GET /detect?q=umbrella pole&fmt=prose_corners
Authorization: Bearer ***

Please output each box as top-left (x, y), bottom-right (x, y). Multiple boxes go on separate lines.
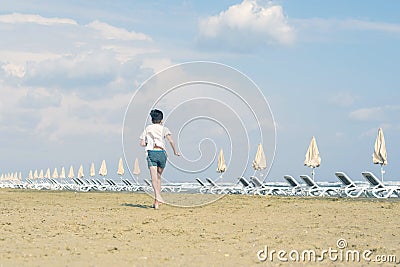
top-left (380, 164), bottom-right (384, 182)
top-left (311, 168), bottom-right (315, 180)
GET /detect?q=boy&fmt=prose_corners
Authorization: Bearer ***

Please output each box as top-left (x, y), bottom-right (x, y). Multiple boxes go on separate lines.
top-left (140, 109), bottom-right (180, 209)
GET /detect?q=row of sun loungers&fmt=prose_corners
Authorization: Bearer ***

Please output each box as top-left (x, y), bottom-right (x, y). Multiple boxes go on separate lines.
top-left (195, 171), bottom-right (400, 199)
top-left (1, 171), bottom-right (399, 199)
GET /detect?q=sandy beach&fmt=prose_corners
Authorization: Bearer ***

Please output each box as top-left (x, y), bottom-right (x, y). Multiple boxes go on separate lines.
top-left (1, 189), bottom-right (399, 266)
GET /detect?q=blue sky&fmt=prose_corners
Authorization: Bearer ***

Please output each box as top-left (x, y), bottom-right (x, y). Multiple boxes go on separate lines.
top-left (1, 0), bottom-right (399, 183)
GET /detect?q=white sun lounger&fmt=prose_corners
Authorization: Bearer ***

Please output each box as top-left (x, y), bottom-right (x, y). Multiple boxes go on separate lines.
top-left (283, 175), bottom-right (305, 196)
top-left (299, 175), bottom-right (341, 197)
top-left (249, 176), bottom-right (287, 196)
top-left (334, 172), bottom-right (370, 198)
top-left (361, 172), bottom-right (400, 198)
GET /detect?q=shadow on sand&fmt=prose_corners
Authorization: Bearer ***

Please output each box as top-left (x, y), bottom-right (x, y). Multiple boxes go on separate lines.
top-left (121, 203), bottom-right (153, 209)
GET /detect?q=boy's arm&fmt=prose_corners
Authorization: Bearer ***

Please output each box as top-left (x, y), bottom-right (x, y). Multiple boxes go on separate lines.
top-left (166, 134), bottom-right (180, 156)
top-left (140, 138), bottom-right (146, 147)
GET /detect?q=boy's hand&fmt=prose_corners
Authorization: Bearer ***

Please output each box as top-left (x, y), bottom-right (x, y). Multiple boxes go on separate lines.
top-left (174, 152), bottom-right (181, 156)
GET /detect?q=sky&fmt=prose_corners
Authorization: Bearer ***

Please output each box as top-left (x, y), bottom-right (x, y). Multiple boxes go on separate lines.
top-left (1, 0), bottom-right (400, 183)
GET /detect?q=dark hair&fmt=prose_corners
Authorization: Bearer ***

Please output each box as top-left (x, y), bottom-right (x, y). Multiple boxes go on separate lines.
top-left (150, 109), bottom-right (163, 123)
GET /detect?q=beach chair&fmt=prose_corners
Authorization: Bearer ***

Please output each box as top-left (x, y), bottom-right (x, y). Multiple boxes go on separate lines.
top-left (283, 175), bottom-right (305, 196)
top-left (361, 172), bottom-right (400, 198)
top-left (205, 178), bottom-right (238, 194)
top-left (249, 176), bottom-right (287, 196)
top-left (299, 175), bottom-right (341, 197)
top-left (237, 177), bottom-right (256, 195)
top-left (143, 178), bottom-right (180, 193)
top-left (334, 172), bottom-right (369, 198)
top-left (195, 178), bottom-right (212, 194)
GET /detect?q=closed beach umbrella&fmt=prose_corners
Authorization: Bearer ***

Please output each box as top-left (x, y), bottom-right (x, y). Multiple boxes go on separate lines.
top-left (34, 170), bottom-right (38, 179)
top-left (252, 143), bottom-right (267, 171)
top-left (68, 166), bottom-right (75, 179)
top-left (77, 164), bottom-right (84, 179)
top-left (44, 168), bottom-right (51, 179)
top-left (99, 160), bottom-right (107, 176)
top-left (90, 163), bottom-right (95, 177)
top-left (52, 168), bottom-right (59, 179)
top-left (133, 158), bottom-right (140, 176)
top-left (304, 136), bottom-right (321, 180)
top-left (28, 170), bottom-right (33, 180)
top-left (38, 169), bottom-right (44, 179)
top-left (60, 167), bottom-right (66, 179)
top-left (117, 157), bottom-right (124, 176)
top-left (18, 172), bottom-right (22, 181)
top-left (372, 128), bottom-right (387, 181)
top-left (217, 149), bottom-right (227, 173)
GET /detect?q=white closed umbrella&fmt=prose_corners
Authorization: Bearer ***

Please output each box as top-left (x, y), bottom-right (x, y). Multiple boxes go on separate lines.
top-left (304, 136), bottom-right (321, 180)
top-left (68, 166), bottom-right (75, 179)
top-left (34, 170), bottom-right (38, 180)
top-left (117, 157), bottom-right (124, 176)
top-left (77, 164), bottom-right (84, 179)
top-left (252, 143), bottom-right (267, 172)
top-left (99, 160), bottom-right (107, 183)
top-left (90, 163), bottom-right (95, 177)
top-left (52, 168), bottom-right (59, 179)
top-left (372, 128), bottom-right (387, 181)
top-left (38, 169), bottom-right (44, 179)
top-left (217, 149), bottom-right (227, 174)
top-left (60, 167), bottom-right (66, 179)
top-left (28, 170), bottom-right (33, 180)
top-left (44, 168), bottom-right (51, 179)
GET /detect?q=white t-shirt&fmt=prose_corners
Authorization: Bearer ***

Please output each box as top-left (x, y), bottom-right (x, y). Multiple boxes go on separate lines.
top-left (140, 124), bottom-right (171, 151)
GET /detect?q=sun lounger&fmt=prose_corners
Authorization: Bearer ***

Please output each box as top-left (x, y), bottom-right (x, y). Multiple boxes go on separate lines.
top-left (334, 172), bottom-right (369, 198)
top-left (249, 176), bottom-right (287, 196)
top-left (299, 175), bottom-right (341, 197)
top-left (361, 172), bottom-right (400, 198)
top-left (237, 177), bottom-right (256, 194)
top-left (283, 175), bottom-right (305, 196)
top-left (195, 178), bottom-right (212, 194)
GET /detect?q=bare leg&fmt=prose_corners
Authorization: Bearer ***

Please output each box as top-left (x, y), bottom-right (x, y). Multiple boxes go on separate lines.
top-left (157, 167), bottom-right (165, 204)
top-left (149, 166), bottom-right (161, 209)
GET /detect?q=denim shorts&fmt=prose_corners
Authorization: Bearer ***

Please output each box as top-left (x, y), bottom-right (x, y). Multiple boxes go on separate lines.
top-left (147, 150), bottom-right (167, 169)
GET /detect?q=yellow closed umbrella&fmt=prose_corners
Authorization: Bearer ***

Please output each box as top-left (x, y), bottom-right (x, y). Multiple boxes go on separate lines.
top-left (372, 128), bottom-right (387, 181)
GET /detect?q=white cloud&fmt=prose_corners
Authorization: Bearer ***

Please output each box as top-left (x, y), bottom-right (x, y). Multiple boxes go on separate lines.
top-left (198, 0), bottom-right (295, 49)
top-left (349, 106), bottom-right (400, 121)
top-left (87, 20), bottom-right (152, 41)
top-left (349, 107), bottom-right (385, 121)
top-left (293, 18), bottom-right (400, 42)
top-left (0, 12), bottom-right (170, 144)
top-left (0, 13), bottom-right (77, 26)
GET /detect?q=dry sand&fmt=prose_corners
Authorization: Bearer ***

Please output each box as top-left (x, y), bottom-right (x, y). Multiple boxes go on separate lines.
top-left (0, 189), bottom-right (399, 266)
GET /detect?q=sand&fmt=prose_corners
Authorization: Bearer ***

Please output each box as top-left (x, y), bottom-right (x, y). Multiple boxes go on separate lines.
top-left (0, 189), bottom-right (399, 266)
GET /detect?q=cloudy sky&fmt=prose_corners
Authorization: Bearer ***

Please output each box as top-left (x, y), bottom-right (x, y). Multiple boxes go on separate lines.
top-left (1, 0), bottom-right (400, 183)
